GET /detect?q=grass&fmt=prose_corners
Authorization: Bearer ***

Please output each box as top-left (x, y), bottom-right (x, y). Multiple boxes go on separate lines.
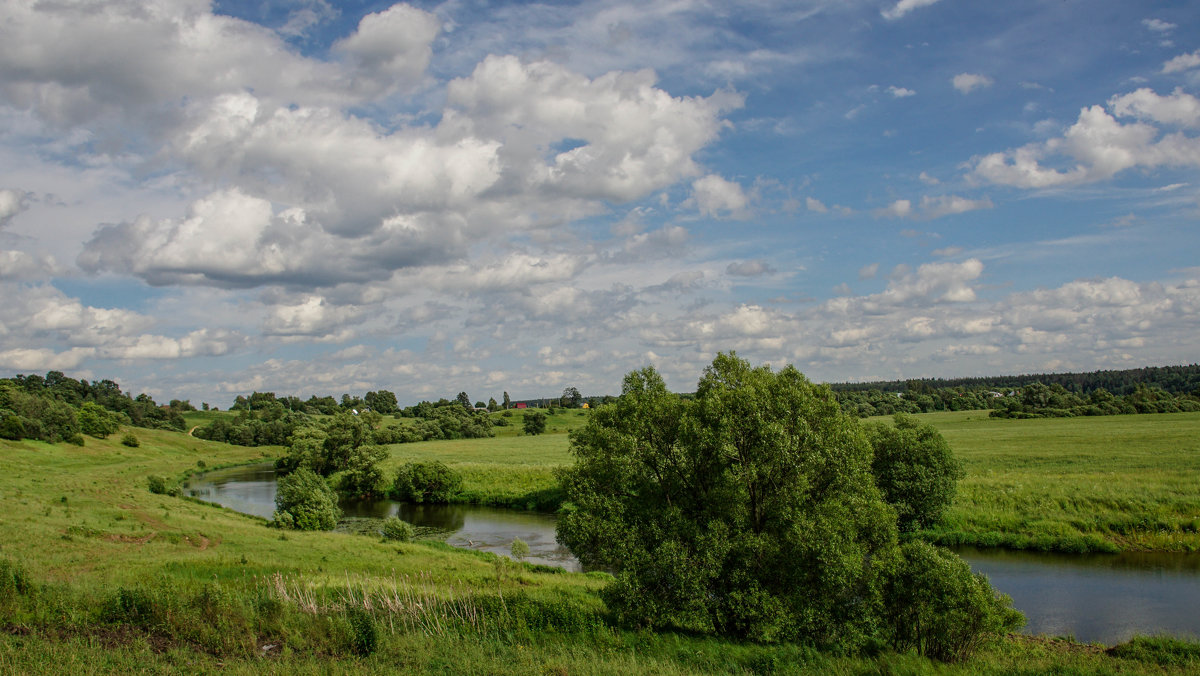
top-left (3, 418), bottom-right (1200, 673)
top-left (905, 411), bottom-right (1200, 552)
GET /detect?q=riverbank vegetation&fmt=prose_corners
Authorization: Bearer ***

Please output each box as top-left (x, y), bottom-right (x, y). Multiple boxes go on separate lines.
top-left (3, 401), bottom-right (1199, 672)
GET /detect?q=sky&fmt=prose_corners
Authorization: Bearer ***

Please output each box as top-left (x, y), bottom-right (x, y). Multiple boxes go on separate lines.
top-left (1, 0), bottom-right (1198, 407)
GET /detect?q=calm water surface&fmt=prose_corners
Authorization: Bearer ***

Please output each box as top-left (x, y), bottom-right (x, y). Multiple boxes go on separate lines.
top-left (185, 463), bottom-right (1200, 645)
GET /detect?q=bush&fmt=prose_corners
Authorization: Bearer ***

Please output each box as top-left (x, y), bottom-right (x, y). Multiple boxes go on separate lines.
top-left (381, 516), bottom-right (415, 541)
top-left (343, 606), bottom-right (378, 656)
top-left (510, 538), bottom-right (530, 560)
top-left (865, 413), bottom-right (963, 532)
top-left (391, 461), bottom-right (462, 503)
top-left (273, 467), bottom-right (339, 531)
top-left (147, 475), bottom-right (167, 494)
top-left (885, 541), bottom-right (1023, 662)
top-left (522, 411), bottom-right (547, 435)
top-left (121, 432), bottom-right (140, 447)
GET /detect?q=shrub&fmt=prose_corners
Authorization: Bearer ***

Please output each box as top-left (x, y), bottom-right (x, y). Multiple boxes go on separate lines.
top-left (343, 606), bottom-right (378, 656)
top-left (885, 541), bottom-right (1024, 662)
top-left (147, 475), bottom-right (167, 494)
top-left (273, 467), bottom-right (339, 530)
top-left (381, 516), bottom-right (415, 541)
top-left (510, 538), bottom-right (530, 560)
top-left (120, 432), bottom-right (140, 447)
top-left (522, 411), bottom-right (547, 435)
top-left (391, 461), bottom-right (462, 503)
top-left (865, 413), bottom-right (963, 532)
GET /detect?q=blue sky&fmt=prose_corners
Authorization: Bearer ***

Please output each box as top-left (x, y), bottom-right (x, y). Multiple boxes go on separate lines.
top-left (1, 0), bottom-right (1198, 406)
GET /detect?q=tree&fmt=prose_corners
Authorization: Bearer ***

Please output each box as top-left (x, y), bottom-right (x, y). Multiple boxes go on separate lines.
top-left (487, 397), bottom-right (499, 412)
top-left (273, 468), bottom-right (339, 531)
top-left (864, 413), bottom-right (964, 532)
top-left (561, 386), bottom-right (582, 408)
top-left (79, 402), bottom-right (122, 438)
top-left (336, 444), bottom-right (390, 500)
top-left (557, 353), bottom-right (1015, 656)
top-left (456, 391), bottom-right (472, 409)
top-left (522, 411), bottom-right (547, 436)
top-left (363, 390), bottom-right (399, 415)
top-left (503, 391), bottom-right (511, 409)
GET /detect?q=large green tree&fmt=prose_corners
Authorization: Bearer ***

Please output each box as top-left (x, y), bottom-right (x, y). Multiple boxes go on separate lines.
top-left (557, 354), bottom-right (898, 648)
top-left (556, 354), bottom-right (1018, 655)
top-left (273, 468), bottom-right (339, 531)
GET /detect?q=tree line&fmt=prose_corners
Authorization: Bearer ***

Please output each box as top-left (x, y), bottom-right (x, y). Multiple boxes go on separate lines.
top-left (0, 371), bottom-right (190, 444)
top-left (828, 364), bottom-right (1200, 397)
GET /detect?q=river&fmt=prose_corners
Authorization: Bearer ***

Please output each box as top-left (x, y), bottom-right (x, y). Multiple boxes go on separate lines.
top-left (183, 462), bottom-right (1200, 645)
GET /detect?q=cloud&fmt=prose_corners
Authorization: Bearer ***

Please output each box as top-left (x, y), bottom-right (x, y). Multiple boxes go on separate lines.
top-left (881, 0), bottom-right (943, 21)
top-left (875, 195), bottom-right (992, 219)
top-left (689, 174), bottom-right (750, 218)
top-left (918, 194), bottom-right (994, 218)
top-left (858, 263), bottom-right (879, 280)
top-left (1142, 18), bottom-right (1176, 33)
top-left (888, 86), bottom-right (916, 98)
top-left (332, 4), bottom-right (441, 96)
top-left (726, 260), bottom-right (775, 277)
top-left (971, 91), bottom-right (1200, 188)
top-left (1162, 50), bottom-right (1200, 74)
top-left (262, 296), bottom-right (363, 340)
top-left (805, 196), bottom-right (829, 213)
top-left (1108, 88), bottom-right (1200, 128)
top-left (0, 188), bottom-right (31, 227)
top-left (952, 73), bottom-right (993, 94)
top-left (877, 199), bottom-right (912, 218)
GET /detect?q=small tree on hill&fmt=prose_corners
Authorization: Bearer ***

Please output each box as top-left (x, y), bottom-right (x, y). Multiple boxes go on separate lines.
top-left (522, 411), bottom-right (547, 436)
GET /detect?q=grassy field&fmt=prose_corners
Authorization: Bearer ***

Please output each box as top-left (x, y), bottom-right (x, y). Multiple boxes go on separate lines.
top-left (376, 408), bottom-right (1200, 553)
top-left (913, 410), bottom-right (1200, 552)
top-left (3, 416), bottom-right (1200, 672)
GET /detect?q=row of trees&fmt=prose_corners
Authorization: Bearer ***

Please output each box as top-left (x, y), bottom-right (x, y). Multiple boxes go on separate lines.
top-left (989, 382), bottom-right (1200, 418)
top-left (830, 364), bottom-right (1200, 398)
top-left (557, 354), bottom-right (1019, 660)
top-left (0, 372), bottom-right (188, 443)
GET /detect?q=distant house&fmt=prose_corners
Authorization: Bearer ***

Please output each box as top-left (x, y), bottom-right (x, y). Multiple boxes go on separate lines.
top-left (581, 403), bottom-right (589, 409)
top-left (515, 402), bottom-right (527, 409)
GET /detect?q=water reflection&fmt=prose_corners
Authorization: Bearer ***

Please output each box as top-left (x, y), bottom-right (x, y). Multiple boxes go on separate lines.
top-left (185, 463), bottom-right (1200, 643)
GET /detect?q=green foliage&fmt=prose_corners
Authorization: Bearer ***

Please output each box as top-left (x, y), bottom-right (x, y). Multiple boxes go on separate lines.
top-left (380, 516), bottom-right (415, 541)
top-left (79, 402), bottom-right (122, 438)
top-left (885, 541), bottom-right (1023, 661)
top-left (120, 432), bottom-right (140, 447)
top-left (558, 354), bottom-right (900, 650)
top-left (510, 538), bottom-right (530, 560)
top-left (342, 605), bottom-right (378, 656)
top-left (273, 467), bottom-right (339, 531)
top-left (391, 461), bottom-right (463, 503)
top-left (147, 475), bottom-right (167, 494)
top-left (865, 413), bottom-right (963, 532)
top-left (336, 443), bottom-right (389, 499)
top-left (523, 411), bottom-right (547, 435)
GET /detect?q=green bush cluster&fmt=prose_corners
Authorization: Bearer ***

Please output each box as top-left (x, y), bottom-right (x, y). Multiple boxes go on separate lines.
top-left (391, 461), bottom-right (463, 503)
top-left (380, 516), bottom-right (415, 541)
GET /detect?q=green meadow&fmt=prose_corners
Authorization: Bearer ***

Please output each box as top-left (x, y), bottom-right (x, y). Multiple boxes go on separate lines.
top-left (377, 408), bottom-right (1200, 553)
top-left (2, 409), bottom-right (1199, 672)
